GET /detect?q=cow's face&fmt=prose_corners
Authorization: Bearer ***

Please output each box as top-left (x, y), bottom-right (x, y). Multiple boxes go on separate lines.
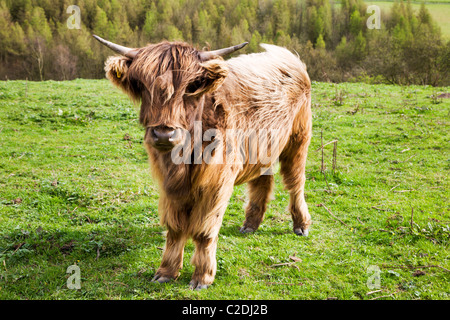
top-left (103, 42), bottom-right (230, 152)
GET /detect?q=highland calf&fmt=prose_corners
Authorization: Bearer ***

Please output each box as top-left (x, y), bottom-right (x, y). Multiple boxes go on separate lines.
top-left (94, 35), bottom-right (312, 290)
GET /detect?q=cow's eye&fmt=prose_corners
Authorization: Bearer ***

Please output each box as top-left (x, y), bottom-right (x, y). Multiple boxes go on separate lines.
top-left (185, 79), bottom-right (204, 95)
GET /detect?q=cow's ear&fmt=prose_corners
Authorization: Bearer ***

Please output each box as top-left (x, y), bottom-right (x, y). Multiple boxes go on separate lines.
top-left (105, 56), bottom-right (141, 101)
top-left (201, 59), bottom-right (229, 93)
top-left (186, 59), bottom-right (229, 97)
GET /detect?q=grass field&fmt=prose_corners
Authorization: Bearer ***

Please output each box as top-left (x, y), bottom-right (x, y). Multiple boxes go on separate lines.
top-left (0, 79), bottom-right (449, 300)
top-left (365, 1), bottom-right (450, 39)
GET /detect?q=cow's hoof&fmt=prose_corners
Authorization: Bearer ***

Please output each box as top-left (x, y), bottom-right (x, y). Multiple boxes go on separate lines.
top-left (189, 280), bottom-right (210, 290)
top-left (240, 226), bottom-right (255, 234)
top-left (294, 228), bottom-right (309, 237)
top-left (151, 274), bottom-right (173, 283)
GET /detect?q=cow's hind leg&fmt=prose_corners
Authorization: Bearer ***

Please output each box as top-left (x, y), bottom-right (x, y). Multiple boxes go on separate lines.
top-left (280, 125), bottom-right (312, 236)
top-left (152, 228), bottom-right (187, 283)
top-left (280, 143), bottom-right (311, 236)
top-left (240, 175), bottom-right (274, 233)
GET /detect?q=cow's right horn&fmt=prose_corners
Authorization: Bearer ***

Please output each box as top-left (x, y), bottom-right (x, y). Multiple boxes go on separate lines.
top-left (93, 34), bottom-right (139, 59)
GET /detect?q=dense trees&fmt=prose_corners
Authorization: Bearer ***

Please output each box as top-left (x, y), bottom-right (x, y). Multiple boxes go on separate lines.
top-left (0, 0), bottom-right (448, 85)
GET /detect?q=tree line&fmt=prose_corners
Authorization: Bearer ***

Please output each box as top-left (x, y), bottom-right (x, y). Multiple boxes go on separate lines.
top-left (0, 0), bottom-right (449, 85)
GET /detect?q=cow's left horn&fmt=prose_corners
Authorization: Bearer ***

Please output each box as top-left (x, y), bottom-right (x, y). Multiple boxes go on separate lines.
top-left (93, 34), bottom-right (139, 59)
top-left (199, 42), bottom-right (248, 61)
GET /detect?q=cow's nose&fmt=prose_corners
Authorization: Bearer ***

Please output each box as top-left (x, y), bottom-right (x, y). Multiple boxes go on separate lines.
top-left (148, 126), bottom-right (184, 151)
top-left (152, 128), bottom-right (175, 144)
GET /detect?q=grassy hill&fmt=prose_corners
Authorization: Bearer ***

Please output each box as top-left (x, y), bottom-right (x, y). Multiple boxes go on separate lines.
top-left (365, 0), bottom-right (450, 39)
top-left (0, 79), bottom-right (449, 300)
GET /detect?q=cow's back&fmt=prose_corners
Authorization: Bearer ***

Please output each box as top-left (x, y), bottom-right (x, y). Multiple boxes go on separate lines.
top-left (211, 44), bottom-right (311, 184)
top-left (216, 44), bottom-right (310, 130)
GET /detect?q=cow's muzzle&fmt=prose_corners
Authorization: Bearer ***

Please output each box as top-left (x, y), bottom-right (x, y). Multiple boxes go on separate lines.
top-left (148, 126), bottom-right (184, 151)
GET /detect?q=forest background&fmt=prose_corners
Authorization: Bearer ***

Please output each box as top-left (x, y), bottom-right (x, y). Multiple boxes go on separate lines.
top-left (0, 0), bottom-right (449, 86)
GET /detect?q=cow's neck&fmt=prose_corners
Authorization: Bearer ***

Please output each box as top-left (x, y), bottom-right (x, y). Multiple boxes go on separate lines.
top-left (156, 94), bottom-right (227, 201)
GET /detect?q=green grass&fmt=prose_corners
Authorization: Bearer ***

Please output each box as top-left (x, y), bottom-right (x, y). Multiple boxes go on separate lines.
top-left (365, 1), bottom-right (450, 39)
top-left (0, 79), bottom-right (449, 300)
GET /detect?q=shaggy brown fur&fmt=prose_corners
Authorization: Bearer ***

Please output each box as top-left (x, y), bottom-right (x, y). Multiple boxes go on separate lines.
top-left (104, 41), bottom-right (312, 289)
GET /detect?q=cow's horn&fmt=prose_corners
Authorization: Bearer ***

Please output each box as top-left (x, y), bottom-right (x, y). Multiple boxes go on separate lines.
top-left (199, 42), bottom-right (248, 61)
top-left (93, 34), bottom-right (139, 59)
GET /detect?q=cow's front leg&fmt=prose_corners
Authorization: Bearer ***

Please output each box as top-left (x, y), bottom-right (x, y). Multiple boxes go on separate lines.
top-left (189, 234), bottom-right (218, 290)
top-left (152, 228), bottom-right (187, 283)
top-left (188, 173), bottom-right (235, 290)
